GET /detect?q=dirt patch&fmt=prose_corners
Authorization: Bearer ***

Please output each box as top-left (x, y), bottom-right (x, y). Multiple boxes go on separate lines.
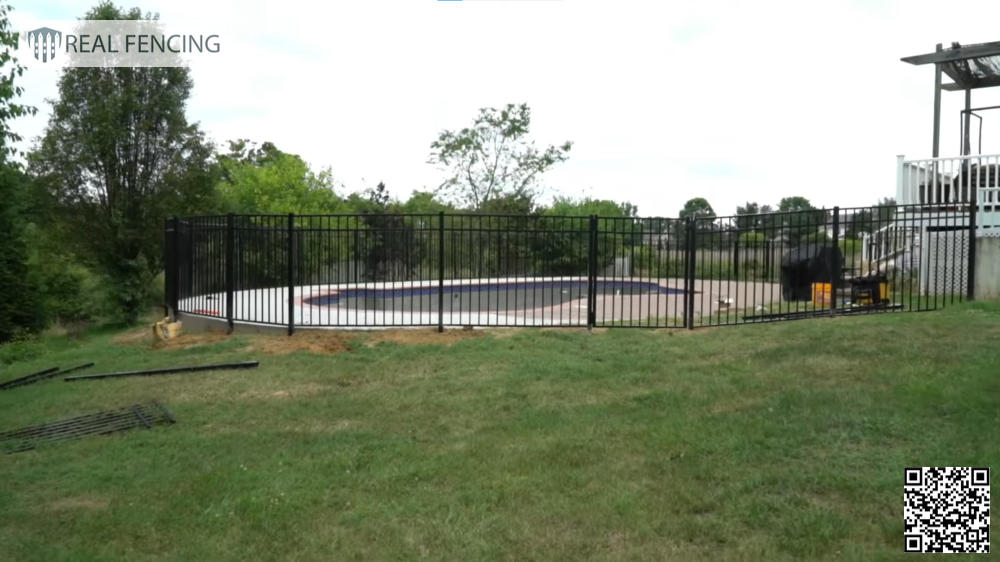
top-left (113, 327), bottom-right (232, 350)
top-left (112, 326), bottom-right (155, 346)
top-left (118, 325), bottom-right (484, 356)
top-left (48, 496), bottom-right (109, 511)
top-left (153, 332), bottom-right (232, 350)
top-left (363, 328), bottom-right (484, 348)
top-left (245, 331), bottom-right (354, 355)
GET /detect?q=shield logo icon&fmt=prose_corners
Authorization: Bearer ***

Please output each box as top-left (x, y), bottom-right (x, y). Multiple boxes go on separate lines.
top-left (25, 27), bottom-right (62, 63)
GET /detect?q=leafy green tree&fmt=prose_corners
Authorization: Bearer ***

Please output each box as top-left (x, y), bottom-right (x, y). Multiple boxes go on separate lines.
top-left (396, 191), bottom-right (455, 214)
top-left (679, 197), bottom-right (715, 221)
top-left (0, 3), bottom-right (43, 342)
top-left (776, 196), bottom-right (825, 244)
top-left (354, 183), bottom-right (424, 281)
top-left (29, 3), bottom-right (218, 323)
top-left (545, 196), bottom-right (637, 218)
top-left (845, 210), bottom-right (867, 238)
top-left (478, 193), bottom-right (535, 215)
top-left (844, 197), bottom-right (897, 238)
top-left (735, 201), bottom-right (760, 230)
top-left (0, 166), bottom-right (43, 341)
top-left (0, 2), bottom-right (35, 158)
top-left (875, 196), bottom-right (896, 223)
top-left (217, 140), bottom-right (343, 214)
top-left (429, 103), bottom-right (572, 210)
top-left (678, 198), bottom-right (717, 245)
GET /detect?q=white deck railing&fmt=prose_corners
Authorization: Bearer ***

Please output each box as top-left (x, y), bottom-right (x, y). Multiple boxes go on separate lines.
top-left (862, 225), bottom-right (920, 272)
top-left (896, 153), bottom-right (1000, 206)
top-left (896, 154), bottom-right (1000, 238)
top-left (979, 187), bottom-right (1000, 236)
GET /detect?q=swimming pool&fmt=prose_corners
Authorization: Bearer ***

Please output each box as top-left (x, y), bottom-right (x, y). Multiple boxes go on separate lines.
top-left (303, 280), bottom-right (684, 313)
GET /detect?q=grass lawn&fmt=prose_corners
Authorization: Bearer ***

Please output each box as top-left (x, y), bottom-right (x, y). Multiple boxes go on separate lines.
top-left (1, 304), bottom-right (998, 560)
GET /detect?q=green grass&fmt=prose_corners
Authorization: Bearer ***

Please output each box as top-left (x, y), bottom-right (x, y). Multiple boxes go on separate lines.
top-left (1, 304), bottom-right (999, 560)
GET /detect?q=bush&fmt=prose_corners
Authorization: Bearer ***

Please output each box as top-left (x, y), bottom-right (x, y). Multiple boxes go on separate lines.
top-left (0, 166), bottom-right (43, 343)
top-left (37, 261), bottom-right (105, 325)
top-left (0, 330), bottom-right (45, 365)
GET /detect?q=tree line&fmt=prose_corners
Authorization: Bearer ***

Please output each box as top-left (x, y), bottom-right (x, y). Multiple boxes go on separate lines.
top-left (0, 2), bottom-right (894, 343)
top-left (0, 3), bottom-right (635, 341)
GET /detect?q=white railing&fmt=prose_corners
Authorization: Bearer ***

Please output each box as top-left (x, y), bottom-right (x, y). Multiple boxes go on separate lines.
top-left (979, 187), bottom-right (1000, 237)
top-left (862, 224), bottom-right (920, 271)
top-left (897, 153), bottom-right (1000, 206)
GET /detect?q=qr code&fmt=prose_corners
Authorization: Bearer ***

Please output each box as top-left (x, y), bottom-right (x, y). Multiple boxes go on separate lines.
top-left (904, 467), bottom-right (990, 553)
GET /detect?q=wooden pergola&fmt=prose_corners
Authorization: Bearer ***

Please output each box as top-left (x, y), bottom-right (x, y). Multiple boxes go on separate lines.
top-left (902, 41), bottom-right (1000, 157)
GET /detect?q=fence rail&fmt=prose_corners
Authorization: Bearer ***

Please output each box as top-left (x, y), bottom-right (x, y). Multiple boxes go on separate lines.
top-left (165, 203), bottom-right (974, 332)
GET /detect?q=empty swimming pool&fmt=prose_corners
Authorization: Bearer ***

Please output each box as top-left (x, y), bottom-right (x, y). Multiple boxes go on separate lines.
top-left (303, 280), bottom-right (683, 312)
top-left (177, 277), bottom-right (695, 328)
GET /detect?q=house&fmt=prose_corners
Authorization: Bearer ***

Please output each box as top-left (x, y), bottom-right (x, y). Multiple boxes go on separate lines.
top-left (862, 41), bottom-right (1000, 295)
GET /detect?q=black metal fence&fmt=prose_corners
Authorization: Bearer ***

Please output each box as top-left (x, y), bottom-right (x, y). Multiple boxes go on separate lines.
top-left (164, 203), bottom-right (975, 332)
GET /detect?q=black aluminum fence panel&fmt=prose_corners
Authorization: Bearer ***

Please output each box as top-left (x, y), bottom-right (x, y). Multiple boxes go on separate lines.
top-left (440, 214), bottom-right (591, 327)
top-left (593, 216), bottom-right (687, 328)
top-left (166, 205), bottom-right (972, 331)
top-left (293, 214), bottom-right (441, 328)
top-left (690, 203), bottom-right (971, 327)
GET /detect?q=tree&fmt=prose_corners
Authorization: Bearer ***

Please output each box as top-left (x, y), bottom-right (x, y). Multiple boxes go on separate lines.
top-left (429, 103), bottom-right (572, 210)
top-left (679, 197), bottom-right (715, 220)
top-left (0, 3), bottom-right (43, 342)
top-left (217, 140), bottom-right (343, 214)
top-left (875, 196), bottom-right (896, 223)
top-left (546, 196), bottom-right (637, 218)
top-left (354, 182), bottom-right (422, 281)
top-left (777, 196), bottom-right (815, 213)
top-left (845, 197), bottom-right (897, 238)
top-left (0, 166), bottom-right (43, 341)
top-left (735, 201), bottom-right (761, 231)
top-left (29, 4), bottom-right (218, 323)
top-left (0, 2), bottom-right (35, 159)
top-left (776, 196), bottom-right (824, 244)
top-left (397, 191), bottom-right (454, 214)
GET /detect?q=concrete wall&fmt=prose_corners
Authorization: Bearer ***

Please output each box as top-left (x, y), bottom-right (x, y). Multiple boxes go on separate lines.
top-left (975, 237), bottom-right (1000, 301)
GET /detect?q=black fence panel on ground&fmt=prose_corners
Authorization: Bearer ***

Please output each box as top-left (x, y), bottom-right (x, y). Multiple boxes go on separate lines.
top-left (165, 204), bottom-right (973, 331)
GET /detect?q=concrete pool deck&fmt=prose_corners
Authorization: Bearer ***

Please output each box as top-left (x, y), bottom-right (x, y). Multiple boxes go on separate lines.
top-left (177, 276), bottom-right (785, 330)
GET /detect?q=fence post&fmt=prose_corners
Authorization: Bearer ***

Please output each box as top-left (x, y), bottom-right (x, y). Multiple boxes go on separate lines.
top-left (438, 211), bottom-right (445, 333)
top-left (681, 220), bottom-right (689, 329)
top-left (967, 201), bottom-right (977, 300)
top-left (732, 236), bottom-right (739, 279)
top-left (287, 212), bottom-right (295, 336)
top-left (187, 222), bottom-right (194, 300)
top-left (164, 217), bottom-right (179, 320)
top-left (587, 215), bottom-right (597, 329)
top-left (686, 218), bottom-right (696, 330)
top-left (830, 206), bottom-right (839, 317)
top-left (225, 213), bottom-right (235, 333)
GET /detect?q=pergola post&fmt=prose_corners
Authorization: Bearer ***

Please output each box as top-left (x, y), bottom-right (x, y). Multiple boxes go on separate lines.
top-left (963, 88), bottom-right (972, 157)
top-left (932, 43), bottom-right (942, 158)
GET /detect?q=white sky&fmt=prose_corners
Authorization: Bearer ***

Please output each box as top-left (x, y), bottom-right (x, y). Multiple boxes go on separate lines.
top-left (10, 0), bottom-right (1000, 217)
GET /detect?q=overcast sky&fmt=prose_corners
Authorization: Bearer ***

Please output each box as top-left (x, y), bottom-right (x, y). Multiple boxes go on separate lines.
top-left (10, 0), bottom-right (1000, 217)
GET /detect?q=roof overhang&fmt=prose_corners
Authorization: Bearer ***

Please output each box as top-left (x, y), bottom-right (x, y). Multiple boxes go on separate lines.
top-left (902, 41), bottom-right (1000, 91)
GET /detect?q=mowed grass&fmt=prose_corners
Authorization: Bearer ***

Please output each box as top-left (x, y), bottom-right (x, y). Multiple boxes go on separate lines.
top-left (1, 304), bottom-right (998, 561)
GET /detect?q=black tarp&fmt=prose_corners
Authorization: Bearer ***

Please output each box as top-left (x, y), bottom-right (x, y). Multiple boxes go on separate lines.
top-left (780, 244), bottom-right (843, 301)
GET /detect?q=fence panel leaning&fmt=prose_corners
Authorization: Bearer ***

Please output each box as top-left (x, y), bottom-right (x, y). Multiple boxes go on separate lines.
top-left (166, 203), bottom-right (973, 331)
